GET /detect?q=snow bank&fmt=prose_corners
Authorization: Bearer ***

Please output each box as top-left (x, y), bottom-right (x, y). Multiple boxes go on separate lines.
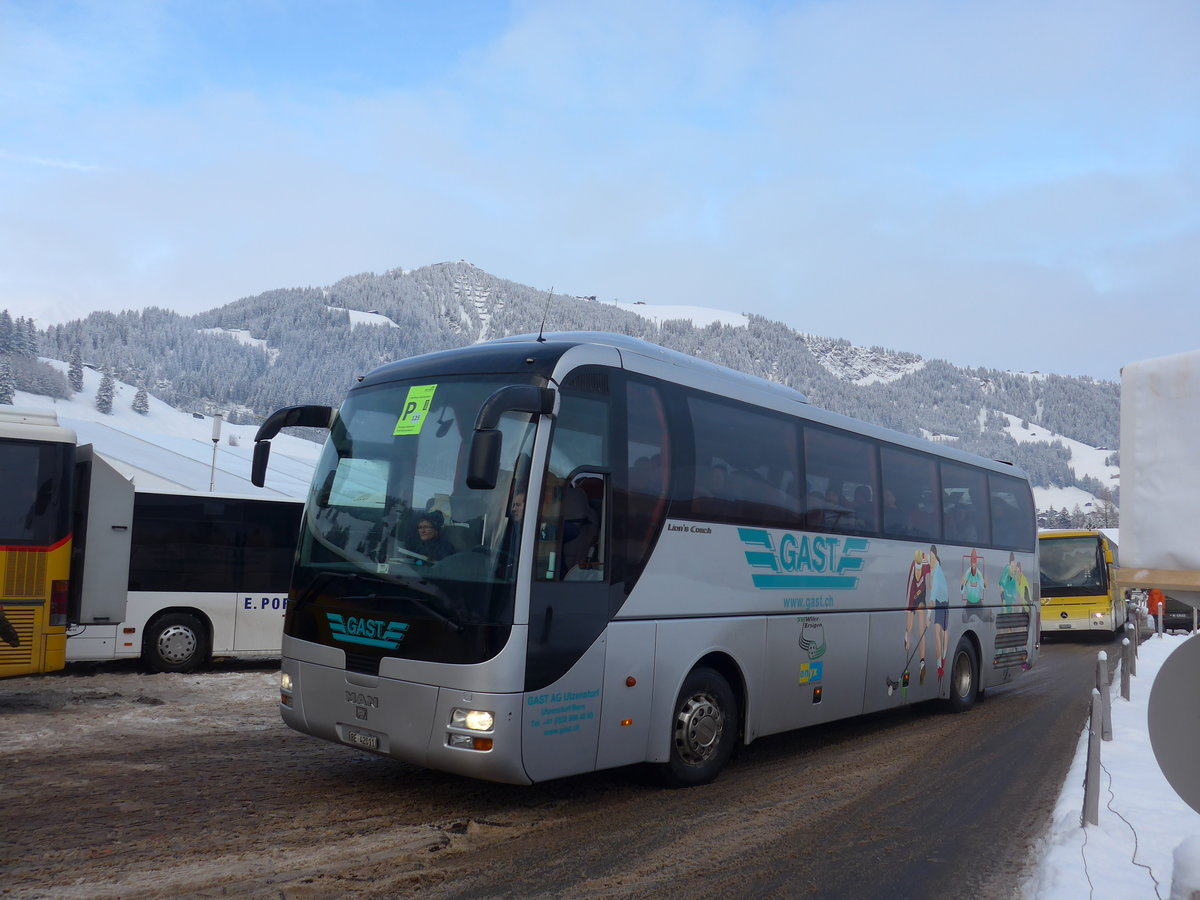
top-left (1024, 632), bottom-right (1200, 899)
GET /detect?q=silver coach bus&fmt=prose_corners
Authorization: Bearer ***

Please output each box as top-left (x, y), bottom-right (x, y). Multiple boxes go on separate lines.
top-left (252, 332), bottom-right (1038, 786)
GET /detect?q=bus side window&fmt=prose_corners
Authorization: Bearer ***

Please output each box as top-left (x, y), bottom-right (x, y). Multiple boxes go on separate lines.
top-left (989, 472), bottom-right (1035, 550)
top-left (623, 380), bottom-right (670, 591)
top-left (881, 446), bottom-right (940, 541)
top-left (562, 477), bottom-right (604, 581)
top-left (538, 370), bottom-right (610, 582)
top-left (682, 394), bottom-right (801, 528)
top-left (803, 425), bottom-right (879, 535)
top-left (940, 462), bottom-right (989, 546)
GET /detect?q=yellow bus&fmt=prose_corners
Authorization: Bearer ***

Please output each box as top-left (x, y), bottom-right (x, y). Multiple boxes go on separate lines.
top-left (0, 407), bottom-right (75, 676)
top-left (1038, 529), bottom-right (1126, 637)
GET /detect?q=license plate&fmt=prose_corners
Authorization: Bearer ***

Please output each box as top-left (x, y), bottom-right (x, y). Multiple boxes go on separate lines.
top-left (1057, 623), bottom-right (1072, 629)
top-left (347, 730), bottom-right (379, 750)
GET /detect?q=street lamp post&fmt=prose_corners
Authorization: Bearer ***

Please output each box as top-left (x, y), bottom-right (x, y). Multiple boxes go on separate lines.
top-left (209, 414), bottom-right (223, 492)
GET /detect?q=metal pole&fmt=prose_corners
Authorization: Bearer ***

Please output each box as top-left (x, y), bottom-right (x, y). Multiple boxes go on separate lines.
top-left (1083, 689), bottom-right (1101, 826)
top-left (1120, 638), bottom-right (1131, 701)
top-left (1096, 651), bottom-right (1112, 741)
top-left (209, 414), bottom-right (223, 492)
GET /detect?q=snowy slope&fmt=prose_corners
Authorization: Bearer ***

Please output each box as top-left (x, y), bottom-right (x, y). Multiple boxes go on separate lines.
top-left (1003, 413), bottom-right (1120, 513)
top-left (13, 361), bottom-right (320, 498)
top-left (601, 298), bottom-right (749, 329)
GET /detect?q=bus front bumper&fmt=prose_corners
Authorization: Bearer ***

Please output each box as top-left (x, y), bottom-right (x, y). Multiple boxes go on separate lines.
top-left (279, 657), bottom-right (531, 785)
top-left (1043, 607), bottom-right (1111, 632)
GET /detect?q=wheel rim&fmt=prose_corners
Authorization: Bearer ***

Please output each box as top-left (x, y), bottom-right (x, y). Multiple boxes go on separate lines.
top-left (157, 625), bottom-right (198, 665)
top-left (674, 690), bottom-right (724, 765)
top-left (952, 649), bottom-right (973, 699)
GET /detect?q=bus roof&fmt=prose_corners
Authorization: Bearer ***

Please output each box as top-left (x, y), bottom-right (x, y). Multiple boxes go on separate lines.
top-left (0, 405), bottom-right (77, 445)
top-left (1039, 529), bottom-right (1118, 548)
top-left (356, 331), bottom-right (1029, 481)
top-left (358, 332), bottom-right (808, 404)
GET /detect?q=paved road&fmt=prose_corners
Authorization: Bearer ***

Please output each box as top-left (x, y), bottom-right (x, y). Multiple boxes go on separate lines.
top-left (0, 636), bottom-right (1119, 899)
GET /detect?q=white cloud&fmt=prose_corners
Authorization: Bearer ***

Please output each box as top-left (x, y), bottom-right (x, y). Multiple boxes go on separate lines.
top-left (2, 0), bottom-right (1198, 380)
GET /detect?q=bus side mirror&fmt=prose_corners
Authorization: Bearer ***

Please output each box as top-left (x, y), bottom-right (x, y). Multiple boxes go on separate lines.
top-left (465, 386), bottom-right (556, 491)
top-left (251, 441), bottom-right (272, 488)
top-left (251, 404), bottom-right (335, 489)
top-left (466, 431), bottom-right (503, 490)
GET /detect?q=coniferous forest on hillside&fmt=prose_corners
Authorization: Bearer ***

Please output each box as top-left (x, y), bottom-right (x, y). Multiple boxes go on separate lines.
top-left (3, 262), bottom-right (1119, 514)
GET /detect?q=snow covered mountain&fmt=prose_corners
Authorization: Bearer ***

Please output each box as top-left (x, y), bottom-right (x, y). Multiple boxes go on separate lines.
top-left (11, 261), bottom-right (1120, 519)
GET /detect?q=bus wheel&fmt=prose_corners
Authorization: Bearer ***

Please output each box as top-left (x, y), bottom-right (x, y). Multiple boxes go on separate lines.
top-left (144, 613), bottom-right (209, 674)
top-left (660, 666), bottom-right (737, 788)
top-left (947, 636), bottom-right (979, 713)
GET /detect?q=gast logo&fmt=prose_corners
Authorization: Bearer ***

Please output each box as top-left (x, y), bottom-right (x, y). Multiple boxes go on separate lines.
top-left (738, 528), bottom-right (868, 591)
top-left (325, 613), bottom-right (410, 649)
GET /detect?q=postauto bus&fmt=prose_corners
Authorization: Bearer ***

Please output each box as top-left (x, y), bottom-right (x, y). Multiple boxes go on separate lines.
top-left (1038, 529), bottom-right (1125, 636)
top-left (252, 333), bottom-right (1039, 785)
top-left (0, 407), bottom-right (74, 677)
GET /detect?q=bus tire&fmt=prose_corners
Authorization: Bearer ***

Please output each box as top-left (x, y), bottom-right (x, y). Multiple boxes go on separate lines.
top-left (659, 666), bottom-right (738, 788)
top-left (144, 612), bottom-right (209, 674)
top-left (946, 636), bottom-right (979, 713)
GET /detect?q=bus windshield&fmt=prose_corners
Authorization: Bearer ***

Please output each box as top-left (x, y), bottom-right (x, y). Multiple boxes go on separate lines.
top-left (0, 439), bottom-right (71, 546)
top-left (293, 375), bottom-right (538, 632)
top-left (1039, 536), bottom-right (1106, 593)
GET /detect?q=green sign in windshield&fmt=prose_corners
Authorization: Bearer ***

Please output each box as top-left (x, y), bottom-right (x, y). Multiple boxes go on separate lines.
top-left (393, 384), bottom-right (438, 436)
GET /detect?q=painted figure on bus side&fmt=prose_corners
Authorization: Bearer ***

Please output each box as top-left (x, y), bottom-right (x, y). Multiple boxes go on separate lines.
top-left (904, 549), bottom-right (929, 683)
top-left (999, 552), bottom-right (1020, 614)
top-left (1015, 560), bottom-right (1032, 613)
top-left (928, 545), bottom-right (949, 682)
top-left (961, 549), bottom-right (987, 624)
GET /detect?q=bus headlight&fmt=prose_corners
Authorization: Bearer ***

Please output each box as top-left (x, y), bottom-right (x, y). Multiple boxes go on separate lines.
top-left (279, 671), bottom-right (294, 707)
top-left (451, 708), bottom-right (495, 732)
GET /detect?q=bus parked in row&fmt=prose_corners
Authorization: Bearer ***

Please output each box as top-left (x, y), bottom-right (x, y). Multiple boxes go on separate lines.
top-left (253, 332), bottom-right (1039, 786)
top-left (1038, 529), bottom-right (1126, 637)
top-left (1, 408), bottom-right (75, 677)
top-left (1, 407), bottom-right (302, 676)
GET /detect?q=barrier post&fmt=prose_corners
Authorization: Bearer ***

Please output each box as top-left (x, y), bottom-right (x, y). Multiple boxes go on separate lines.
top-left (1120, 638), bottom-right (1131, 701)
top-left (1096, 651), bottom-right (1112, 741)
top-left (1083, 689), bottom-right (1102, 826)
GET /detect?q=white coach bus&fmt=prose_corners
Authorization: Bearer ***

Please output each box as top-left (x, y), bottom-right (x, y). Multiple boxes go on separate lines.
top-left (252, 332), bottom-right (1039, 785)
top-left (66, 449), bottom-right (303, 673)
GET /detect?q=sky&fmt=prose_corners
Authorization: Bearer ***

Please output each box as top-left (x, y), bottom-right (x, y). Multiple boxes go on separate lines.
top-left (2, 0), bottom-right (1198, 382)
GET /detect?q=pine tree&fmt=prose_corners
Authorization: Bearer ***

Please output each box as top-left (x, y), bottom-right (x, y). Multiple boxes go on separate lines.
top-left (0, 310), bottom-right (12, 354)
top-left (69, 345), bottom-right (84, 392)
top-left (1070, 504), bottom-right (1085, 528)
top-left (95, 369), bottom-right (115, 414)
top-left (132, 386), bottom-right (150, 414)
top-left (0, 360), bottom-right (14, 404)
top-left (22, 318), bottom-right (37, 355)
